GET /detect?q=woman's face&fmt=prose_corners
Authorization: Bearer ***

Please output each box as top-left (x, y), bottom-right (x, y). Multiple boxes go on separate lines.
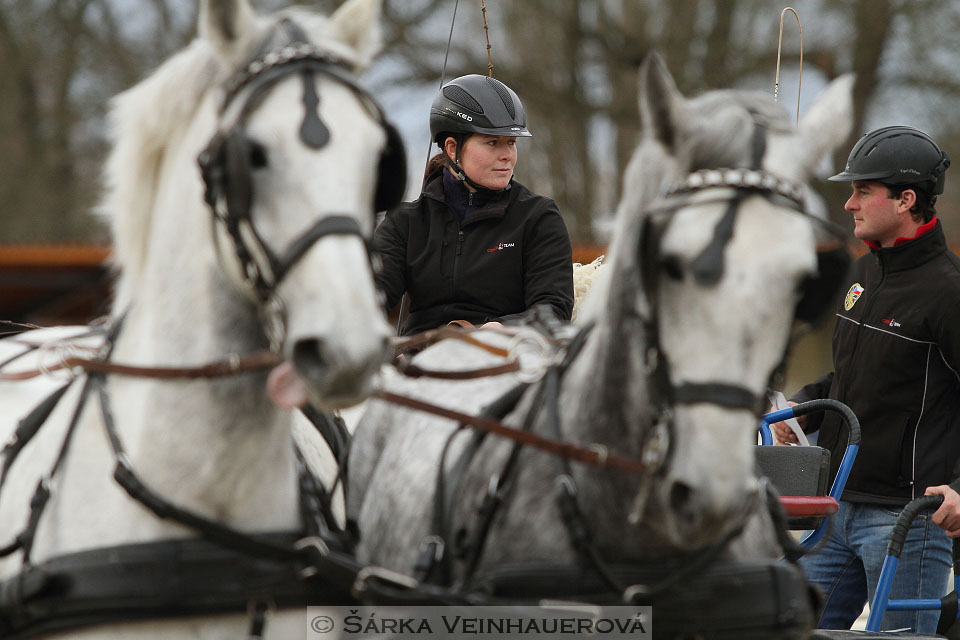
top-left (447, 134), bottom-right (518, 190)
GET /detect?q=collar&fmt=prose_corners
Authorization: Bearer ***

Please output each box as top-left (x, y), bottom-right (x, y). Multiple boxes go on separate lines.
top-left (864, 216), bottom-right (938, 250)
top-left (423, 170), bottom-right (513, 224)
top-left (867, 217), bottom-right (947, 273)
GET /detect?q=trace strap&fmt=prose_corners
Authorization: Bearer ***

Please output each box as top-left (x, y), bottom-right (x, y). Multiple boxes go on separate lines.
top-left (373, 390), bottom-right (646, 475)
top-left (0, 350), bottom-right (280, 382)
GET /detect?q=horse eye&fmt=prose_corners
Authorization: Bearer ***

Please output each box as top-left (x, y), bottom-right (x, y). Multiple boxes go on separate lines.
top-left (248, 141), bottom-right (268, 169)
top-left (661, 255), bottom-right (684, 280)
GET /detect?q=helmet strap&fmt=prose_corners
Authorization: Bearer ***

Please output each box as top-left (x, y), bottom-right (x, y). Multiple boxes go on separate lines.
top-left (443, 155), bottom-right (486, 192)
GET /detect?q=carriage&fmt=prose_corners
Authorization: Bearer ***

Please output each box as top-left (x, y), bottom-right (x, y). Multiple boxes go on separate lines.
top-left (0, 0), bottom-right (934, 638)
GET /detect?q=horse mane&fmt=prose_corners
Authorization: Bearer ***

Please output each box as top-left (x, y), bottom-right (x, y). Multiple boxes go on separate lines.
top-left (683, 90), bottom-right (792, 171)
top-left (99, 39), bottom-right (223, 314)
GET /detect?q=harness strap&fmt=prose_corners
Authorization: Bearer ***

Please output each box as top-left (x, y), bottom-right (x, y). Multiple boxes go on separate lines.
top-left (691, 195), bottom-right (742, 286)
top-left (414, 428), bottom-right (461, 585)
top-left (11, 376), bottom-right (95, 563)
top-left (0, 345), bottom-right (40, 376)
top-left (2, 350), bottom-right (279, 382)
top-left (392, 325), bottom-right (515, 360)
top-left (458, 325), bottom-right (618, 588)
top-left (396, 358), bottom-right (520, 380)
top-left (373, 390), bottom-right (645, 475)
top-left (672, 382), bottom-right (762, 413)
top-left (299, 405), bottom-right (350, 466)
top-left (0, 532), bottom-right (361, 640)
top-left (94, 374), bottom-right (298, 564)
top-left (272, 215), bottom-right (367, 286)
top-left (415, 382), bottom-right (529, 585)
top-left (0, 382), bottom-right (72, 489)
top-left (247, 599), bottom-right (270, 640)
top-left (542, 359), bottom-right (629, 596)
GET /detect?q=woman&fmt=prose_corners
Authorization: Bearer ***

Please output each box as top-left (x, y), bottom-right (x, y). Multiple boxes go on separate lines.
top-left (374, 74), bottom-right (574, 336)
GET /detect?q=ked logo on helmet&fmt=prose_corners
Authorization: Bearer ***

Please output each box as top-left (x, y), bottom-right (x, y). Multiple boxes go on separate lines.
top-left (844, 283), bottom-right (864, 311)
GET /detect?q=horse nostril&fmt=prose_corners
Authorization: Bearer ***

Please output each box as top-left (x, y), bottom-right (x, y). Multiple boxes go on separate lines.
top-left (669, 481), bottom-right (695, 515)
top-left (292, 338), bottom-right (327, 381)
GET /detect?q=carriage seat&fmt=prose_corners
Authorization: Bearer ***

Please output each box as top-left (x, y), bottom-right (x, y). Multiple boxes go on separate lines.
top-left (754, 445), bottom-right (831, 530)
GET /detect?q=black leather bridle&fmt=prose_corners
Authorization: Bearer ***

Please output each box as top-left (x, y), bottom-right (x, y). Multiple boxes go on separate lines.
top-left (198, 26), bottom-right (406, 350)
top-left (638, 126), bottom-right (850, 436)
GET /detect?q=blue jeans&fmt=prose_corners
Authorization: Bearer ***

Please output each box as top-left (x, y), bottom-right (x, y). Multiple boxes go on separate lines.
top-left (799, 500), bottom-right (951, 633)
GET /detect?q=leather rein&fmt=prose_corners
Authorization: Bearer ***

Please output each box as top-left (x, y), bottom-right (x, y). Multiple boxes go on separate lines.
top-left (1, 322), bottom-right (642, 478)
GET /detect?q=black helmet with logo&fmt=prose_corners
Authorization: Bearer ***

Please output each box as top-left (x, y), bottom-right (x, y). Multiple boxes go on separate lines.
top-left (429, 74), bottom-right (532, 145)
top-left (829, 125), bottom-right (951, 195)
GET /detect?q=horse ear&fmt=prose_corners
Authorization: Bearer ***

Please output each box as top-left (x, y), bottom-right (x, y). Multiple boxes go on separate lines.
top-left (638, 52), bottom-right (686, 153)
top-left (200, 0), bottom-right (259, 60)
top-left (796, 74), bottom-right (855, 171)
top-left (329, 0), bottom-right (383, 70)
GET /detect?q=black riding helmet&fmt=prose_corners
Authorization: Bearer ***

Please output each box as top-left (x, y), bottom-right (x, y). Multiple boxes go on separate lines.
top-left (829, 125), bottom-right (951, 195)
top-left (429, 74), bottom-right (532, 145)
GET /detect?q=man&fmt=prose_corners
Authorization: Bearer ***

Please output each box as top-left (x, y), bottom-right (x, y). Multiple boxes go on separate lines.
top-left (773, 126), bottom-right (960, 633)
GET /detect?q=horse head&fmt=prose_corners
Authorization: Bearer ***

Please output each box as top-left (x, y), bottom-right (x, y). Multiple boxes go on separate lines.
top-left (604, 53), bottom-right (854, 547)
top-left (106, 0), bottom-right (399, 409)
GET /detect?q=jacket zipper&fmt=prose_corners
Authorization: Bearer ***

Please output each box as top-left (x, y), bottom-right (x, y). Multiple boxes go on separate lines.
top-left (452, 192), bottom-right (473, 290)
top-left (453, 228), bottom-right (464, 283)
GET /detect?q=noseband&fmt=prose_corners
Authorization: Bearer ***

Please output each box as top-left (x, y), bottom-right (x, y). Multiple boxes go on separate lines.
top-left (198, 28), bottom-right (404, 350)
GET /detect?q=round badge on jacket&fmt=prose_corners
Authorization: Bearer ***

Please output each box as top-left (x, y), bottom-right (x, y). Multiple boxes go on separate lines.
top-left (844, 283), bottom-right (864, 310)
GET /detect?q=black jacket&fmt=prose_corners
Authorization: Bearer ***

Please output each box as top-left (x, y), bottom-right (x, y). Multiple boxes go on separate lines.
top-left (792, 219), bottom-right (960, 505)
top-left (374, 170), bottom-right (574, 336)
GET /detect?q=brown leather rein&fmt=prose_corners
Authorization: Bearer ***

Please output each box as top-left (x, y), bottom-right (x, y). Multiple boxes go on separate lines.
top-left (0, 348), bottom-right (279, 382)
top-left (374, 390), bottom-right (646, 475)
top-left (0, 326), bottom-right (515, 382)
top-left (0, 326), bottom-right (646, 475)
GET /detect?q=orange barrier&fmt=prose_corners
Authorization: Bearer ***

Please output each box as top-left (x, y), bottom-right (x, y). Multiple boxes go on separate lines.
top-left (0, 245), bottom-right (110, 267)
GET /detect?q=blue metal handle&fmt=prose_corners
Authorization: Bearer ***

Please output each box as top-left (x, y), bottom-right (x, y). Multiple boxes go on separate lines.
top-left (865, 495), bottom-right (945, 632)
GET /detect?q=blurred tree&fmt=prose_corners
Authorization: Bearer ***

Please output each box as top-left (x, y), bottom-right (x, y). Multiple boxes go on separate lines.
top-left (3, 0), bottom-right (960, 246)
top-left (0, 0), bottom-right (197, 243)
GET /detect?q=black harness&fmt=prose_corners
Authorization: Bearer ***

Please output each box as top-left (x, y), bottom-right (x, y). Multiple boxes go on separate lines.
top-left (385, 121), bottom-right (851, 607)
top-left (0, 314), bottom-right (361, 639)
top-left (197, 20), bottom-right (406, 348)
top-left (639, 123), bottom-right (850, 424)
top-left (0, 21), bottom-right (408, 638)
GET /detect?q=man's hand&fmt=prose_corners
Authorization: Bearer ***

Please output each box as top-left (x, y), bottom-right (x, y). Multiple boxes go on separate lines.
top-left (769, 400), bottom-right (807, 445)
top-left (925, 485), bottom-right (960, 537)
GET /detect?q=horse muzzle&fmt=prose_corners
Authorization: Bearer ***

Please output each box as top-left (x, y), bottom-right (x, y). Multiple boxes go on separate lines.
top-left (648, 404), bottom-right (761, 548)
top-left (291, 334), bottom-right (391, 408)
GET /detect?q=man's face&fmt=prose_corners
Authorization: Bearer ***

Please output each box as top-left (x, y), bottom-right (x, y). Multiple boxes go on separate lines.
top-left (844, 181), bottom-right (914, 247)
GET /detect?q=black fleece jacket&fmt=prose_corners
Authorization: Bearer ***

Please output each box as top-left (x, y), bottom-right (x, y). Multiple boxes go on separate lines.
top-left (373, 170), bottom-right (574, 336)
top-left (792, 219), bottom-right (960, 505)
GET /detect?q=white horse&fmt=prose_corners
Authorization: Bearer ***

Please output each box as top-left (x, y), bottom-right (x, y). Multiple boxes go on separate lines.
top-left (347, 54), bottom-right (854, 630)
top-left (0, 0), bottom-right (396, 637)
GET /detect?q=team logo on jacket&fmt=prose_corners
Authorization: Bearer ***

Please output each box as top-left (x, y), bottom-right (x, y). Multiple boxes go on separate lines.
top-left (844, 283), bottom-right (864, 311)
top-left (486, 242), bottom-right (516, 253)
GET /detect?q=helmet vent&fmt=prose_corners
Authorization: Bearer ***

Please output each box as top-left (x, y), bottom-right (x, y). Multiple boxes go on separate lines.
top-left (487, 77), bottom-right (516, 120)
top-left (442, 85), bottom-right (483, 114)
